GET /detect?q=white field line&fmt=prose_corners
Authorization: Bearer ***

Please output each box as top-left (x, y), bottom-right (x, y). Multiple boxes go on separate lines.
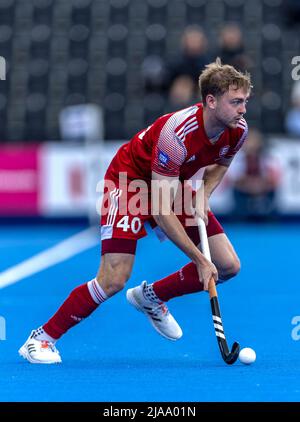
top-left (0, 227), bottom-right (99, 289)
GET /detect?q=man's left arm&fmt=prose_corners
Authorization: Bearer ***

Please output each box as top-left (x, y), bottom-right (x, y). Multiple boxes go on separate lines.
top-left (203, 163), bottom-right (229, 197)
top-left (197, 164), bottom-right (229, 225)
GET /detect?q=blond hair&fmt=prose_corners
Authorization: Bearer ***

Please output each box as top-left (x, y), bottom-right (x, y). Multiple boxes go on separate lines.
top-left (199, 58), bottom-right (252, 105)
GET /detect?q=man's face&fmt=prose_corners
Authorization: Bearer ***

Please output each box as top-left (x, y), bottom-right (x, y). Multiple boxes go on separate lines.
top-left (214, 86), bottom-right (250, 129)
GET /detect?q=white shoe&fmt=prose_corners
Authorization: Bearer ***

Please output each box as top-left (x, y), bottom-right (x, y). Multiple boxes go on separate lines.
top-left (126, 281), bottom-right (183, 341)
top-left (18, 330), bottom-right (62, 364)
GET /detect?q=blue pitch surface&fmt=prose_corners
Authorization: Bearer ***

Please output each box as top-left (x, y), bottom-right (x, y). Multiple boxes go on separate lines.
top-left (0, 221), bottom-right (300, 402)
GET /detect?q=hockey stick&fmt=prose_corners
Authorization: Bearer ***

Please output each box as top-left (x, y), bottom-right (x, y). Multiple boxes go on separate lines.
top-left (197, 217), bottom-right (240, 365)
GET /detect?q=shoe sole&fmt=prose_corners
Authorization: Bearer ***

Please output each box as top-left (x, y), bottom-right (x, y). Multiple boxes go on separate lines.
top-left (126, 288), bottom-right (180, 341)
top-left (18, 345), bottom-right (62, 364)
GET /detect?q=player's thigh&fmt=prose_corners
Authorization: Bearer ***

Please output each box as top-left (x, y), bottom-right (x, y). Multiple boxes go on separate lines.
top-left (183, 211), bottom-right (224, 246)
top-left (208, 233), bottom-right (241, 278)
top-left (100, 178), bottom-right (148, 243)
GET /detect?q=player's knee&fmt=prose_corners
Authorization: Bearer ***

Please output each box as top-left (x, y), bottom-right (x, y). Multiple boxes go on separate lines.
top-left (219, 256), bottom-right (241, 281)
top-left (97, 262), bottom-right (132, 295)
top-left (109, 272), bottom-right (130, 293)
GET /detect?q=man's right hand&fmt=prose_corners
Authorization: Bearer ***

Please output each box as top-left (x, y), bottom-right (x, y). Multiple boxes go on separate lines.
top-left (196, 258), bottom-right (218, 291)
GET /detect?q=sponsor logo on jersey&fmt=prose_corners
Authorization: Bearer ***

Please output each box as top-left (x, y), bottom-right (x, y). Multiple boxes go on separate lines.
top-left (158, 150), bottom-right (169, 166)
top-left (219, 145), bottom-right (230, 157)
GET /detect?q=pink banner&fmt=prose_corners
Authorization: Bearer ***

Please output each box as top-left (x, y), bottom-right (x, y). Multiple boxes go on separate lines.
top-left (0, 145), bottom-right (39, 215)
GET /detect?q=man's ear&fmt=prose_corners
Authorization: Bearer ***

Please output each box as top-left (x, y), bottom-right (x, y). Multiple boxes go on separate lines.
top-left (206, 94), bottom-right (217, 110)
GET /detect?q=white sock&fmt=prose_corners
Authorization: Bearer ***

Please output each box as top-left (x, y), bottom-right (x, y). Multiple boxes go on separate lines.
top-left (87, 278), bottom-right (108, 304)
top-left (34, 326), bottom-right (57, 343)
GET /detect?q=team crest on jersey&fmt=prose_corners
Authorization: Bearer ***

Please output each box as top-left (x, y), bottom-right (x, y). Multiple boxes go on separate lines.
top-left (158, 150), bottom-right (169, 166)
top-left (219, 145), bottom-right (230, 157)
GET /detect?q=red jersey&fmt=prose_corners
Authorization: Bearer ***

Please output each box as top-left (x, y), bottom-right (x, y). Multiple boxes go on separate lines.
top-left (106, 103), bottom-right (248, 183)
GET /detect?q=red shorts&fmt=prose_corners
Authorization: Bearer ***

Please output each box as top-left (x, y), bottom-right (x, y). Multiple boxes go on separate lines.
top-left (100, 176), bottom-right (224, 255)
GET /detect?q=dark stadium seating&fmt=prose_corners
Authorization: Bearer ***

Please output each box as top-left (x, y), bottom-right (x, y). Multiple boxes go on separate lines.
top-left (0, 0), bottom-right (297, 141)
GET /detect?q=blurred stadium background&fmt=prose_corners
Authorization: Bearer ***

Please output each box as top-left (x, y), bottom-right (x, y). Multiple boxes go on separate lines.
top-left (0, 0), bottom-right (300, 219)
top-left (1, 0), bottom-right (300, 403)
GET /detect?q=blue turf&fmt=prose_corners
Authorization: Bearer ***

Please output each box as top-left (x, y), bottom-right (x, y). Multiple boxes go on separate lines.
top-left (0, 222), bottom-right (300, 402)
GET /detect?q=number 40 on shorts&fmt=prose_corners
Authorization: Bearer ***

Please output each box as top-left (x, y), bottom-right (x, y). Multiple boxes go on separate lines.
top-left (116, 216), bottom-right (142, 234)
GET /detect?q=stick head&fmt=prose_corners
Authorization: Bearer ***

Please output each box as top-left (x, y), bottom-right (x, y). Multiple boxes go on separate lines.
top-left (224, 341), bottom-right (240, 365)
